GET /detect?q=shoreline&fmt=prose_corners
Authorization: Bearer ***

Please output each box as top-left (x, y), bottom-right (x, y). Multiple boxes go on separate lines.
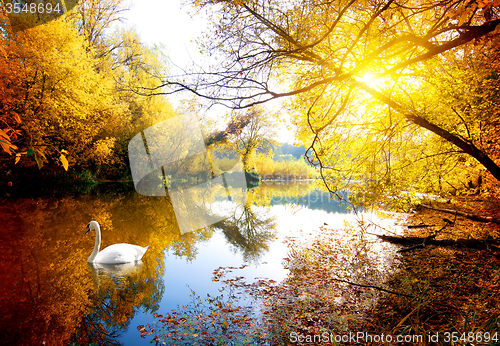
top-left (372, 194), bottom-right (500, 338)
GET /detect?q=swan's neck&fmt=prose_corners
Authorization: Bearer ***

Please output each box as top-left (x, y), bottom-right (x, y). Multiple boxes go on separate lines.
top-left (87, 225), bottom-right (101, 263)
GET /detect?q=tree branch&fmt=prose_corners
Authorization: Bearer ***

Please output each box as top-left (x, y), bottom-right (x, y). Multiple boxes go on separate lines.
top-left (355, 80), bottom-right (500, 182)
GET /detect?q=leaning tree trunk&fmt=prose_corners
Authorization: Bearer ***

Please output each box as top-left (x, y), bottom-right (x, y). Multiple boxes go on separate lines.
top-left (357, 81), bottom-right (500, 184)
top-left (418, 204), bottom-right (500, 224)
top-left (376, 234), bottom-right (500, 250)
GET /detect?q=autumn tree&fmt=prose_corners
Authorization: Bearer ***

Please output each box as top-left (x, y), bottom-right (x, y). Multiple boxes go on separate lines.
top-left (0, 15), bottom-right (116, 169)
top-left (408, 39), bottom-right (500, 194)
top-left (224, 106), bottom-right (277, 171)
top-left (0, 14), bottom-right (23, 159)
top-left (69, 0), bottom-right (129, 59)
top-left (0, 0), bottom-right (176, 182)
top-left (70, 0), bottom-right (173, 130)
top-left (156, 0), bottom-right (500, 201)
top-left (95, 28), bottom-right (175, 178)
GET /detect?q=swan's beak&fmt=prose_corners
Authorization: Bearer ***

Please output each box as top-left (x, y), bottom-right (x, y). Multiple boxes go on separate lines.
top-left (84, 225), bottom-right (90, 235)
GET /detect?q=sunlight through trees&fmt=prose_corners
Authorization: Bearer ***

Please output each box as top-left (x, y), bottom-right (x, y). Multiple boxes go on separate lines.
top-left (153, 0), bottom-right (500, 204)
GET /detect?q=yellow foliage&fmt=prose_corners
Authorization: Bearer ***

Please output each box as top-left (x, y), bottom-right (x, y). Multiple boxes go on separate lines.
top-left (59, 154), bottom-right (69, 171)
top-left (91, 137), bottom-right (117, 166)
top-left (252, 152), bottom-right (316, 181)
top-left (0, 194), bottom-right (193, 345)
top-left (0, 7), bottom-right (176, 173)
top-left (0, 128), bottom-right (18, 155)
top-left (188, 0), bottom-right (500, 205)
top-left (0, 15), bottom-right (117, 168)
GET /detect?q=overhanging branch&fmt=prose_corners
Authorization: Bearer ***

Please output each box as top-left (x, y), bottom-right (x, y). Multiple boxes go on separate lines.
top-left (355, 81), bottom-right (500, 182)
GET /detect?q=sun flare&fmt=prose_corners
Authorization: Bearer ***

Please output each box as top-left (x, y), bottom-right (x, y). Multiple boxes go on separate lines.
top-left (359, 73), bottom-right (382, 89)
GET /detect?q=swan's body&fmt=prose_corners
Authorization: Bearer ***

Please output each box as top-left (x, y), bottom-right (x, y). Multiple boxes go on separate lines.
top-left (85, 221), bottom-right (149, 264)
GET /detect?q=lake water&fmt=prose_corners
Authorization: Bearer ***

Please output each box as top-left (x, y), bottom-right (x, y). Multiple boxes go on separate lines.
top-left (0, 181), bottom-right (401, 345)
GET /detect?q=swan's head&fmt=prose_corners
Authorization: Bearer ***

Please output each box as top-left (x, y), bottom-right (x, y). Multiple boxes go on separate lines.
top-left (85, 221), bottom-right (99, 235)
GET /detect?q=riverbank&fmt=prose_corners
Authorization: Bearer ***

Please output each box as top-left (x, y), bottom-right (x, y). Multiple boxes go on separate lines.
top-left (238, 195), bottom-right (500, 345)
top-left (370, 195), bottom-right (500, 344)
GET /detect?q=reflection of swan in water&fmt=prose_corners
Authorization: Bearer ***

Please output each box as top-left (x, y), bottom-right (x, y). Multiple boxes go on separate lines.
top-left (89, 261), bottom-right (143, 277)
top-left (85, 221), bottom-right (149, 264)
top-left (87, 261), bottom-right (144, 294)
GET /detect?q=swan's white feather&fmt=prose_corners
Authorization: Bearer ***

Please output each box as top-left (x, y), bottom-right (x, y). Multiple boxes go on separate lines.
top-left (86, 221), bottom-right (149, 264)
top-left (94, 244), bottom-right (149, 264)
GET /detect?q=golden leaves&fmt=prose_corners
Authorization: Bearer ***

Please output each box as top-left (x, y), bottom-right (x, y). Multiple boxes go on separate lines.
top-left (0, 17), bottom-right (119, 171)
top-left (447, 0), bottom-right (500, 25)
top-left (59, 153), bottom-right (69, 171)
top-left (478, 0), bottom-right (500, 8)
top-left (0, 128), bottom-right (18, 155)
top-left (13, 113), bottom-right (21, 124)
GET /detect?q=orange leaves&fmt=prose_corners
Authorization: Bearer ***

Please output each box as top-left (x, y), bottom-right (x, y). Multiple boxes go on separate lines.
top-left (34, 148), bottom-right (46, 169)
top-left (13, 113), bottom-right (21, 124)
top-left (137, 324), bottom-right (155, 338)
top-left (0, 138), bottom-right (17, 155)
top-left (0, 128), bottom-right (18, 155)
top-left (141, 273), bottom-right (270, 344)
top-left (478, 0), bottom-right (500, 8)
top-left (447, 0), bottom-right (500, 25)
top-left (0, 16), bottom-right (122, 171)
top-left (4, 143), bottom-right (71, 170)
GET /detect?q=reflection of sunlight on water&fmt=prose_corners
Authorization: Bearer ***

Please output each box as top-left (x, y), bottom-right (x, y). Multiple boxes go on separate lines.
top-left (158, 196), bottom-right (405, 344)
top-left (254, 206), bottom-right (407, 332)
top-left (281, 205), bottom-right (404, 278)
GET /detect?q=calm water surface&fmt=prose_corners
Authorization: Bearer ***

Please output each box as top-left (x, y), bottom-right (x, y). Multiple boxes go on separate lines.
top-left (0, 182), bottom-right (400, 345)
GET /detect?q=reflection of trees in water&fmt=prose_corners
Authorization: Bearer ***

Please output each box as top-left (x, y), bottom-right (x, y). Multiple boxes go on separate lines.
top-left (0, 194), bottom-right (181, 346)
top-left (71, 261), bottom-right (164, 345)
top-left (72, 313), bottom-right (123, 346)
top-left (250, 182), bottom-right (351, 213)
top-left (248, 181), bottom-right (319, 206)
top-left (0, 182), bottom-right (328, 345)
top-left (0, 199), bottom-right (97, 346)
top-left (169, 227), bottom-right (216, 262)
top-left (214, 203), bottom-right (277, 263)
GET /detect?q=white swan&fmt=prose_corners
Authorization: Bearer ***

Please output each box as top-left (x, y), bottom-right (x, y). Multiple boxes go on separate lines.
top-left (85, 221), bottom-right (149, 264)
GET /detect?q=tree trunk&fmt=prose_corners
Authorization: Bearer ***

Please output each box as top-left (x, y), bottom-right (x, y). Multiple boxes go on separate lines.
top-left (356, 81), bottom-right (500, 183)
top-left (376, 234), bottom-right (500, 250)
top-left (418, 204), bottom-right (500, 224)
